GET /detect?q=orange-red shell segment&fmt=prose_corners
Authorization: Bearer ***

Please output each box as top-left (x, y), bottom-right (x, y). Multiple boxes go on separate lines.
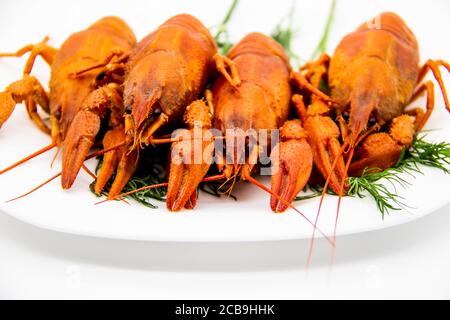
top-left (49, 16), bottom-right (136, 140)
top-left (329, 12), bottom-right (420, 128)
top-left (124, 14), bottom-right (218, 131)
top-left (213, 32), bottom-right (292, 134)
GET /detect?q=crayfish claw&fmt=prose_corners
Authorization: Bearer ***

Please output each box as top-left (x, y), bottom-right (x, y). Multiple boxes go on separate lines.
top-left (270, 120), bottom-right (313, 213)
top-left (62, 110), bottom-right (100, 189)
top-left (94, 126), bottom-right (127, 195)
top-left (303, 116), bottom-right (348, 194)
top-left (107, 148), bottom-right (138, 199)
top-left (166, 100), bottom-right (214, 211)
top-left (166, 128), bottom-right (213, 211)
top-left (349, 115), bottom-right (414, 177)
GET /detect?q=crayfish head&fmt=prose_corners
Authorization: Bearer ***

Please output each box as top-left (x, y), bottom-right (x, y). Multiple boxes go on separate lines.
top-left (346, 76), bottom-right (380, 148)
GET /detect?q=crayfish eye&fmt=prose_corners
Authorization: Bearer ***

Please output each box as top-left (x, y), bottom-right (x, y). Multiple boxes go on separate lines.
top-left (342, 111), bottom-right (350, 121)
top-left (125, 106), bottom-right (132, 114)
top-left (54, 110), bottom-right (61, 120)
top-left (368, 117), bottom-right (377, 126)
top-left (96, 71), bottom-right (107, 82)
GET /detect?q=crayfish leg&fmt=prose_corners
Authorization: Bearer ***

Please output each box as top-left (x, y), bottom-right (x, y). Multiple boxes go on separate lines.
top-left (213, 53), bottom-right (241, 87)
top-left (291, 71), bottom-right (333, 104)
top-left (0, 75), bottom-right (50, 133)
top-left (71, 48), bottom-right (130, 80)
top-left (0, 36), bottom-right (57, 74)
top-left (407, 80), bottom-right (435, 131)
top-left (417, 59), bottom-right (450, 113)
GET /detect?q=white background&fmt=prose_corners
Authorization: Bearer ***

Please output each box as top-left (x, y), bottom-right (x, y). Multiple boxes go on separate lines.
top-left (0, 0), bottom-right (449, 299)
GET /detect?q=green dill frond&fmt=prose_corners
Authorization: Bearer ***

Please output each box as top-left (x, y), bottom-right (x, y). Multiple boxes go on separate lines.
top-left (270, 6), bottom-right (301, 67)
top-left (90, 147), bottom-right (168, 208)
top-left (408, 134), bottom-right (450, 173)
top-left (293, 133), bottom-right (449, 217)
top-left (346, 133), bottom-right (449, 217)
top-left (212, 0), bottom-right (239, 54)
top-left (294, 184), bottom-right (336, 201)
top-left (311, 0), bottom-right (336, 59)
top-left (347, 168), bottom-right (413, 219)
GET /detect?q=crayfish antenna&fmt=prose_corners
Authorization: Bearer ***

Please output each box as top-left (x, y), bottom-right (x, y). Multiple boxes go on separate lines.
top-left (5, 166), bottom-right (97, 204)
top-left (4, 144), bottom-right (124, 203)
top-left (50, 146), bottom-right (61, 168)
top-left (306, 141), bottom-right (348, 269)
top-left (0, 142), bottom-right (57, 175)
top-left (244, 175), bottom-right (334, 246)
top-left (6, 165), bottom-right (97, 204)
top-left (86, 142), bottom-right (127, 160)
top-left (82, 164), bottom-right (97, 180)
top-left (201, 174), bottom-right (227, 183)
top-left (95, 182), bottom-right (170, 205)
top-left (334, 148), bottom-right (354, 240)
top-left (329, 147), bottom-right (354, 269)
top-left (6, 172), bottom-right (61, 203)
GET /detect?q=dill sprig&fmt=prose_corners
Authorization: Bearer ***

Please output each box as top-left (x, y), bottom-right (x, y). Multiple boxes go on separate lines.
top-left (408, 134), bottom-right (450, 173)
top-left (120, 165), bottom-right (167, 208)
top-left (212, 0), bottom-right (239, 54)
top-left (90, 147), bottom-right (168, 208)
top-left (347, 167), bottom-right (413, 218)
top-left (311, 0), bottom-right (336, 59)
top-left (294, 184), bottom-right (336, 201)
top-left (293, 134), bottom-right (450, 217)
top-left (271, 6), bottom-right (301, 66)
top-left (271, 0), bottom-right (336, 66)
top-left (346, 134), bottom-right (450, 217)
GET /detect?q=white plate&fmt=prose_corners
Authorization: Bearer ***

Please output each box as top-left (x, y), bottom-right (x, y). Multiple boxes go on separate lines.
top-left (0, 0), bottom-right (449, 242)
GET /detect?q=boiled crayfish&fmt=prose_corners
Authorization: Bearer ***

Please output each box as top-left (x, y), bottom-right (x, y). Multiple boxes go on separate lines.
top-left (0, 17), bottom-right (136, 190)
top-left (164, 32), bottom-right (314, 214)
top-left (297, 12), bottom-right (449, 197)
